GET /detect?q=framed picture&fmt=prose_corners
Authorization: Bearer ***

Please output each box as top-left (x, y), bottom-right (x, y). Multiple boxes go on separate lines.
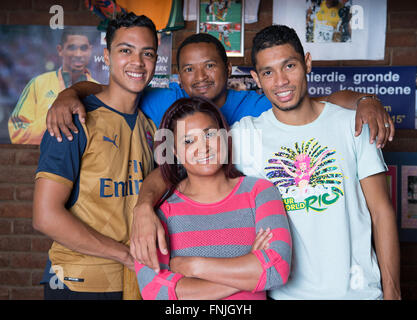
top-left (197, 0), bottom-right (244, 57)
top-left (401, 166), bottom-right (417, 230)
top-left (384, 151), bottom-right (417, 242)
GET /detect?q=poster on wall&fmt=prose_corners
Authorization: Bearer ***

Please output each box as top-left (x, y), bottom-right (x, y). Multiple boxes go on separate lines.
top-left (197, 0), bottom-right (244, 57)
top-left (384, 152), bottom-right (417, 242)
top-left (0, 25), bottom-right (172, 145)
top-left (273, 0), bottom-right (387, 60)
top-left (307, 66), bottom-right (417, 129)
top-left (401, 166), bottom-right (417, 230)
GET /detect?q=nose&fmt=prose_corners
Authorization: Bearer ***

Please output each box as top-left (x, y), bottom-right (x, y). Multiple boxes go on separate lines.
top-left (131, 53), bottom-right (145, 66)
top-left (194, 66), bottom-right (208, 82)
top-left (194, 134), bottom-right (210, 157)
top-left (274, 71), bottom-right (289, 88)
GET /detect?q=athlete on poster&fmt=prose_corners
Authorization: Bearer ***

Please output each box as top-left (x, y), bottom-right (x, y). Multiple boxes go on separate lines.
top-left (197, 0), bottom-right (244, 57)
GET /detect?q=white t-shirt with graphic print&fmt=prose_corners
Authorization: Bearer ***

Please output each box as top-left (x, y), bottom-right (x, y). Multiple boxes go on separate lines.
top-left (231, 102), bottom-right (387, 300)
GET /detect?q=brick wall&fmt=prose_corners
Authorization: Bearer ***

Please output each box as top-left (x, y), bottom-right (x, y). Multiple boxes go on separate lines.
top-left (0, 0), bottom-right (416, 300)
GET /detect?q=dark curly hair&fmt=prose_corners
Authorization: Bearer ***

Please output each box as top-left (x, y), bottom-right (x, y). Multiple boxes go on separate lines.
top-left (176, 33), bottom-right (228, 70)
top-left (251, 25), bottom-right (305, 68)
top-left (105, 12), bottom-right (157, 51)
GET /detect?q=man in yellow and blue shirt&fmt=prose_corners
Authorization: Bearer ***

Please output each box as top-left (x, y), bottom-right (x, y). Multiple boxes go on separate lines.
top-left (8, 28), bottom-right (98, 144)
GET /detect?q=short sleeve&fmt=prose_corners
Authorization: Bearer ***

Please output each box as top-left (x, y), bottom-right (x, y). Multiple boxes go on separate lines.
top-left (231, 119), bottom-right (265, 179)
top-left (353, 122), bottom-right (387, 180)
top-left (35, 115), bottom-right (87, 187)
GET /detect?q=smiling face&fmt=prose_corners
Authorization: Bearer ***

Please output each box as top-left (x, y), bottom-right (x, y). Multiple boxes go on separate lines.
top-left (178, 42), bottom-right (231, 108)
top-left (104, 26), bottom-right (157, 95)
top-left (174, 111), bottom-right (227, 178)
top-left (250, 43), bottom-right (312, 113)
top-left (58, 35), bottom-right (92, 73)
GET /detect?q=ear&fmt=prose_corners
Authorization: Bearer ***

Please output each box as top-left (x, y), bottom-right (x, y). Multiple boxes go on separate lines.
top-left (57, 45), bottom-right (63, 57)
top-left (103, 48), bottom-right (110, 67)
top-left (250, 69), bottom-right (262, 89)
top-left (304, 52), bottom-right (312, 74)
top-left (226, 61), bottom-right (232, 77)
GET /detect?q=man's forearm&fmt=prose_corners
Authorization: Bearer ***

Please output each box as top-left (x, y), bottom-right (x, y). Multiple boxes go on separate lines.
top-left (372, 208), bottom-right (401, 298)
top-left (63, 81), bottom-right (105, 99)
top-left (317, 90), bottom-right (372, 110)
top-left (135, 167), bottom-right (168, 209)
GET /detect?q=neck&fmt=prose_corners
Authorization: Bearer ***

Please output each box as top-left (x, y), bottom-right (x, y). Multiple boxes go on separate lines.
top-left (272, 94), bottom-right (324, 126)
top-left (62, 66), bottom-right (84, 83)
top-left (96, 81), bottom-right (139, 114)
top-left (179, 170), bottom-right (237, 203)
top-left (213, 90), bottom-right (228, 109)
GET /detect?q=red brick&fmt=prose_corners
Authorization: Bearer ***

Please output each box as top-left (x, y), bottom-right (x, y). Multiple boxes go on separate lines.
top-left (0, 219), bottom-right (12, 235)
top-left (0, 253), bottom-right (9, 268)
top-left (387, 0), bottom-right (417, 12)
top-left (16, 185), bottom-right (34, 201)
top-left (386, 31), bottom-right (417, 47)
top-left (0, 150), bottom-right (16, 165)
top-left (10, 287), bottom-right (43, 300)
top-left (32, 270), bottom-right (45, 286)
top-left (0, 185), bottom-right (14, 200)
top-left (401, 265), bottom-right (417, 282)
top-left (0, 0), bottom-right (32, 10)
top-left (0, 202), bottom-right (33, 218)
top-left (32, 0), bottom-right (80, 11)
top-left (0, 237), bottom-right (31, 252)
top-left (400, 242), bottom-right (417, 265)
top-left (0, 12), bottom-right (8, 24)
top-left (8, 11), bottom-right (52, 25)
top-left (0, 270), bottom-right (31, 286)
top-left (31, 237), bottom-right (53, 252)
top-left (390, 13), bottom-right (417, 29)
top-left (0, 287), bottom-right (9, 300)
top-left (13, 219), bottom-right (39, 235)
top-left (400, 283), bottom-right (417, 300)
top-left (0, 167), bottom-right (36, 184)
top-left (391, 47), bottom-right (417, 65)
top-left (16, 150), bottom-right (40, 166)
top-left (63, 12), bottom-right (101, 26)
top-left (10, 252), bottom-right (48, 269)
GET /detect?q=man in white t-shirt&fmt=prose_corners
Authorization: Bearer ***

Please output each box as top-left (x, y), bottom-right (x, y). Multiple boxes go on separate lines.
top-left (231, 25), bottom-right (401, 300)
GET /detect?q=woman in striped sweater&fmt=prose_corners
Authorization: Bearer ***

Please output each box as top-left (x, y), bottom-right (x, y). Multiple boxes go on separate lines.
top-left (135, 97), bottom-right (292, 300)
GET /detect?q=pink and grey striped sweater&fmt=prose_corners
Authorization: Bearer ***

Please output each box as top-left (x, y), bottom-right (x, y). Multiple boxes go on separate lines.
top-left (135, 176), bottom-right (292, 300)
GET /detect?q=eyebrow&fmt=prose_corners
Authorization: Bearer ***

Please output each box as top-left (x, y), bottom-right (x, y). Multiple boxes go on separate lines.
top-left (181, 59), bottom-right (217, 68)
top-left (181, 127), bottom-right (218, 139)
top-left (114, 42), bottom-right (156, 51)
top-left (257, 56), bottom-right (300, 72)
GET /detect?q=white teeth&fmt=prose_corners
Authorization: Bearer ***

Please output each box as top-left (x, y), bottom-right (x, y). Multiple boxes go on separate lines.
top-left (196, 154), bottom-right (215, 163)
top-left (276, 91), bottom-right (291, 97)
top-left (126, 72), bottom-right (144, 78)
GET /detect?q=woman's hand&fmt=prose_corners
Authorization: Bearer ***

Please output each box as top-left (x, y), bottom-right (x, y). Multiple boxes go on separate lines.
top-left (251, 228), bottom-right (273, 252)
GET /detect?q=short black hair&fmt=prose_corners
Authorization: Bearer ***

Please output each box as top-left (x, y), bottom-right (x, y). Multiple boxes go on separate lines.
top-left (176, 33), bottom-right (228, 70)
top-left (105, 12), bottom-right (158, 51)
top-left (60, 28), bottom-right (93, 45)
top-left (251, 25), bottom-right (305, 68)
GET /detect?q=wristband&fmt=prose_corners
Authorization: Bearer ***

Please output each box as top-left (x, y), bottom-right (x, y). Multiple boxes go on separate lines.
top-left (356, 95), bottom-right (381, 108)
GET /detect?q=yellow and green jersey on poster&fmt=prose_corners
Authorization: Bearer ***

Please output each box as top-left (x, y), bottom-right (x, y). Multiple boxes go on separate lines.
top-left (8, 68), bottom-right (98, 145)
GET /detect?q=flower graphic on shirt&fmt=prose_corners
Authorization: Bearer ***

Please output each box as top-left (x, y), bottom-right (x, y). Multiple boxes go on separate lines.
top-left (265, 138), bottom-right (343, 194)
